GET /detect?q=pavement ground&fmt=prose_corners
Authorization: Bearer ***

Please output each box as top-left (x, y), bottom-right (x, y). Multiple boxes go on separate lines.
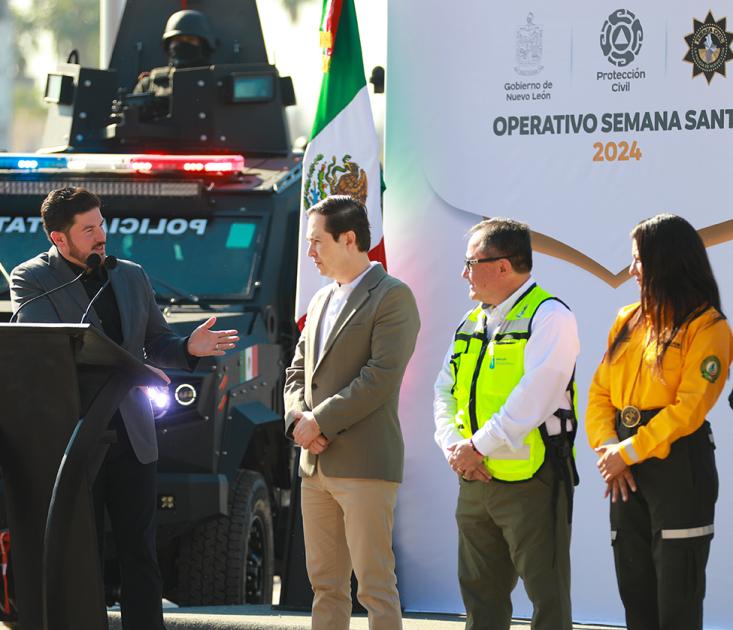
top-left (102, 605), bottom-right (624, 630)
top-left (0, 577), bottom-right (626, 628)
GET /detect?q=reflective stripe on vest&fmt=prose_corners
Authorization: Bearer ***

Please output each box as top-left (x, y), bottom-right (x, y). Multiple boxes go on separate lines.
top-left (452, 283), bottom-right (575, 481)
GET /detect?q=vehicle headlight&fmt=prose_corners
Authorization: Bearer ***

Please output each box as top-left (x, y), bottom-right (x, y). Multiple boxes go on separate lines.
top-left (174, 383), bottom-right (198, 407)
top-left (146, 386), bottom-right (171, 418)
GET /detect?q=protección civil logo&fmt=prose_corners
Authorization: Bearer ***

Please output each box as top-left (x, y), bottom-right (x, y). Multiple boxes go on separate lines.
top-left (597, 9), bottom-right (645, 94)
top-left (600, 9), bottom-right (643, 66)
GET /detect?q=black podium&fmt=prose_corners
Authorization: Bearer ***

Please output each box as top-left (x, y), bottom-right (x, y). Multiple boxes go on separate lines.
top-left (0, 323), bottom-right (162, 630)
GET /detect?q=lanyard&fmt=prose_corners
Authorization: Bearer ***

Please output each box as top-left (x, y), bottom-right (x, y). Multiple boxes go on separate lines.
top-left (481, 310), bottom-right (504, 370)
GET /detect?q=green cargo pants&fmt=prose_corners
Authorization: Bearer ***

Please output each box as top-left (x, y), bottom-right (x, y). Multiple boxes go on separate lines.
top-left (455, 460), bottom-right (573, 630)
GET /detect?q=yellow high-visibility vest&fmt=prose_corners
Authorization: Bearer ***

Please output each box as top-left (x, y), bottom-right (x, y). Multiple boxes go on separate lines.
top-left (452, 283), bottom-right (576, 481)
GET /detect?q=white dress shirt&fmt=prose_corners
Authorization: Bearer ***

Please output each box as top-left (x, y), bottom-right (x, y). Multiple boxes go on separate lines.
top-left (433, 277), bottom-right (580, 460)
top-left (317, 261), bottom-right (379, 359)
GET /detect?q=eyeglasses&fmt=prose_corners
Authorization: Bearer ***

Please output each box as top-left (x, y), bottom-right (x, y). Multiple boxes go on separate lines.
top-left (463, 255), bottom-right (510, 271)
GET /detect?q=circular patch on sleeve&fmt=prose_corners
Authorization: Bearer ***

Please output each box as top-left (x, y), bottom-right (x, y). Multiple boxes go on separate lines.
top-left (700, 356), bottom-right (722, 383)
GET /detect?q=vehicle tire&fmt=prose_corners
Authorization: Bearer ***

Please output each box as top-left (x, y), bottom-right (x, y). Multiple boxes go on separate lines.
top-left (174, 470), bottom-right (274, 605)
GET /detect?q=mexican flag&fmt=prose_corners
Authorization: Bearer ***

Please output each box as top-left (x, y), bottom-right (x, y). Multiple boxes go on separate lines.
top-left (296, 0), bottom-right (385, 329)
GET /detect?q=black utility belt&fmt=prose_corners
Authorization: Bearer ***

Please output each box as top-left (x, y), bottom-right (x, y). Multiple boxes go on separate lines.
top-left (543, 433), bottom-right (573, 459)
top-left (615, 406), bottom-right (661, 439)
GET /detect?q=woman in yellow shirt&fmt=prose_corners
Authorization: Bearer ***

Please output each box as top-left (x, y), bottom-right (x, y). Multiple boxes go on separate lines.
top-left (587, 214), bottom-right (733, 630)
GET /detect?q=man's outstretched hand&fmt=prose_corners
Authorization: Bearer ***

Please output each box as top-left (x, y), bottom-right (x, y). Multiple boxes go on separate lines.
top-left (187, 316), bottom-right (240, 357)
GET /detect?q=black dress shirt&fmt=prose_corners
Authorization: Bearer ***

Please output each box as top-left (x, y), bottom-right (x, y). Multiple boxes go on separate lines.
top-left (63, 257), bottom-right (123, 344)
top-left (63, 256), bottom-right (197, 369)
top-left (64, 256), bottom-right (129, 431)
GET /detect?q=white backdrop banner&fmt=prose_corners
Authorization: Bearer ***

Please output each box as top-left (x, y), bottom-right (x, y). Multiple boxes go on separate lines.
top-left (385, 1), bottom-right (733, 627)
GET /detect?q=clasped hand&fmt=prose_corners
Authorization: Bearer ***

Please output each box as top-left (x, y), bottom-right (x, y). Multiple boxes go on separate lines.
top-left (292, 411), bottom-right (329, 455)
top-left (447, 439), bottom-right (491, 483)
top-left (595, 443), bottom-right (637, 503)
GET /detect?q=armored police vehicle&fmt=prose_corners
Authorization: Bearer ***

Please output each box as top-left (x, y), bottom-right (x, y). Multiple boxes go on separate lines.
top-left (0, 0), bottom-right (302, 610)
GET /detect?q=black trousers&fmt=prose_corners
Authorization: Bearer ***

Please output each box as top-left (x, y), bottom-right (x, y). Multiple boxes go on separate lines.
top-left (610, 422), bottom-right (718, 630)
top-left (93, 417), bottom-right (165, 630)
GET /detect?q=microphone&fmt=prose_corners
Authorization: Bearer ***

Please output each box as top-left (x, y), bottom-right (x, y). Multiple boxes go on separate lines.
top-left (10, 254), bottom-right (102, 323)
top-left (80, 256), bottom-right (118, 324)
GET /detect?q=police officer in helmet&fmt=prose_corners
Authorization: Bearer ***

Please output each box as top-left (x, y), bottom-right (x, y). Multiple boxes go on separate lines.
top-left (134, 9), bottom-right (215, 94)
top-left (163, 9), bottom-right (215, 68)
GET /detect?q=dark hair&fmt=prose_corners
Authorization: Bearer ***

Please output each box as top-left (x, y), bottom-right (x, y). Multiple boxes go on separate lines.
top-left (41, 187), bottom-right (101, 240)
top-left (469, 217), bottom-right (532, 273)
top-left (609, 213), bottom-right (723, 364)
top-left (306, 195), bottom-right (371, 252)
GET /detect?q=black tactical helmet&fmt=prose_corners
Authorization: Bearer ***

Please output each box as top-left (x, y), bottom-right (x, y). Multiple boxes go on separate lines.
top-left (162, 10), bottom-right (215, 51)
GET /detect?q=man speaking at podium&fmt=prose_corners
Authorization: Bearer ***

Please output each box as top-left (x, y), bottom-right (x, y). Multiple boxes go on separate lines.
top-left (9, 187), bottom-right (238, 630)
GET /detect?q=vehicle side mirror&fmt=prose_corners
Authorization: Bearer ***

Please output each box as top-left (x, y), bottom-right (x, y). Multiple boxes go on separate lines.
top-left (280, 77), bottom-right (296, 107)
top-left (369, 66), bottom-right (385, 94)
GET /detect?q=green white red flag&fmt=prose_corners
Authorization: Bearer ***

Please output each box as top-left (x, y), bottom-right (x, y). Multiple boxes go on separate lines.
top-left (296, 0), bottom-right (385, 328)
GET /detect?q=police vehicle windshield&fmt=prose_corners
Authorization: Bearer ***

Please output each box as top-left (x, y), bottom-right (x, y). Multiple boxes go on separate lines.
top-left (0, 215), bottom-right (260, 302)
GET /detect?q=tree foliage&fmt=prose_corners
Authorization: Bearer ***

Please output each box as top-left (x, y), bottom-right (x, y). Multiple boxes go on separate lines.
top-left (13, 0), bottom-right (99, 68)
top-left (12, 0), bottom-right (315, 71)
top-left (279, 0), bottom-right (314, 22)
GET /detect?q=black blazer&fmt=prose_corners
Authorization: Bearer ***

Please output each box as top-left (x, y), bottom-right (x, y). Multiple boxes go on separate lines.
top-left (10, 246), bottom-right (191, 464)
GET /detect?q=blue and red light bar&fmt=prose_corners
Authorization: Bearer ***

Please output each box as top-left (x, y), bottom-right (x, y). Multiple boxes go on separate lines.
top-left (0, 153), bottom-right (245, 175)
top-left (0, 155), bottom-right (69, 170)
top-left (128, 155), bottom-right (244, 174)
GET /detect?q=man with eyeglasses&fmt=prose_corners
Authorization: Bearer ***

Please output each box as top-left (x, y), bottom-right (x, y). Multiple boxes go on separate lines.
top-left (433, 218), bottom-right (580, 630)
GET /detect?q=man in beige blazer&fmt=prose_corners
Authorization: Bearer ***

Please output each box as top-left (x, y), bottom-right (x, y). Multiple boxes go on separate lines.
top-left (284, 195), bottom-right (420, 630)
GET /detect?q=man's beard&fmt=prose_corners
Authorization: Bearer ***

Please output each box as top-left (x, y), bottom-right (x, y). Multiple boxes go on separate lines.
top-left (67, 237), bottom-right (104, 267)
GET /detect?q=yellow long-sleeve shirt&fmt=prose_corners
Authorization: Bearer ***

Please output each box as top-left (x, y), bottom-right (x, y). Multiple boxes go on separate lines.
top-left (587, 303), bottom-right (733, 465)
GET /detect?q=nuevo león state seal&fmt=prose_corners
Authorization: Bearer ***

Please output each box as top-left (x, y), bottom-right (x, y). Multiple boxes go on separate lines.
top-left (515, 13), bottom-right (543, 76)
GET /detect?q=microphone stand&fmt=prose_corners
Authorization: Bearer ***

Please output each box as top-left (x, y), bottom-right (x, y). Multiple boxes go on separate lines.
top-left (80, 281), bottom-right (110, 325)
top-left (10, 253), bottom-right (102, 323)
top-left (10, 272), bottom-right (84, 324)
top-left (80, 257), bottom-right (118, 325)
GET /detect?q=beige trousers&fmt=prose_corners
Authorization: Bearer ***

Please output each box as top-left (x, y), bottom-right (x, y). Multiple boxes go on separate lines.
top-left (300, 466), bottom-right (402, 630)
